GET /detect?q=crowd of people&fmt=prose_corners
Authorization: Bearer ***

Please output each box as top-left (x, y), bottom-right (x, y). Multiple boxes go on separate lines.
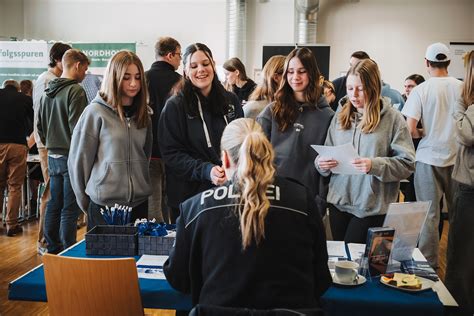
top-left (0, 38), bottom-right (472, 314)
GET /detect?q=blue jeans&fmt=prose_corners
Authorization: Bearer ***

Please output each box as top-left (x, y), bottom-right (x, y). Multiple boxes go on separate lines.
top-left (44, 156), bottom-right (80, 254)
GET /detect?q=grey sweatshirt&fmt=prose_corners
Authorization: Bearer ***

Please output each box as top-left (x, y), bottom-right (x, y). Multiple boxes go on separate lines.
top-left (257, 97), bottom-right (334, 213)
top-left (68, 95), bottom-right (152, 212)
top-left (316, 97), bottom-right (415, 218)
top-left (452, 99), bottom-right (474, 186)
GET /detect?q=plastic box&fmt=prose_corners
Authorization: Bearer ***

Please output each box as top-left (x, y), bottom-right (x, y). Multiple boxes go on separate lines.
top-left (138, 235), bottom-right (175, 256)
top-left (85, 225), bottom-right (138, 256)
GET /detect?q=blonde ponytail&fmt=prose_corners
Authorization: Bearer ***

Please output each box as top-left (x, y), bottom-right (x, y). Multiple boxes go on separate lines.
top-left (221, 118), bottom-right (275, 249)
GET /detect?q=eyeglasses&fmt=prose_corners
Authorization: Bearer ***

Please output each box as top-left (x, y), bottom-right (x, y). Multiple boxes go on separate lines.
top-left (173, 52), bottom-right (182, 58)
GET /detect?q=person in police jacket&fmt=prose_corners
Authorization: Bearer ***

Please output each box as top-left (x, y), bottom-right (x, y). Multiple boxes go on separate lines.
top-left (164, 118), bottom-right (331, 309)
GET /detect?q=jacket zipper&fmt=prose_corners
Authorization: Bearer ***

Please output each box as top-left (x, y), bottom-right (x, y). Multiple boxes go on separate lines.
top-left (126, 117), bottom-right (134, 203)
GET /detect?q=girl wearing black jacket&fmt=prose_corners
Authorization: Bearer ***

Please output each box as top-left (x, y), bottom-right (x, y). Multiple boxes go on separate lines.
top-left (164, 118), bottom-right (331, 308)
top-left (158, 43), bottom-right (243, 222)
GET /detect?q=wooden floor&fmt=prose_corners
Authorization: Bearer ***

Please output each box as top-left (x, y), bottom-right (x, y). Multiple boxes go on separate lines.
top-left (0, 217), bottom-right (450, 316)
top-left (0, 219), bottom-right (175, 316)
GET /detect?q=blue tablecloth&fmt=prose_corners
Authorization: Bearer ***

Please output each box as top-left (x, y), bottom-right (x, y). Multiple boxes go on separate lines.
top-left (322, 278), bottom-right (444, 316)
top-left (9, 240), bottom-right (444, 315)
top-left (8, 240), bottom-right (193, 311)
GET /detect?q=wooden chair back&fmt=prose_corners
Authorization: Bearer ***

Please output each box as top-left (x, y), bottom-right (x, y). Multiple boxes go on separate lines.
top-left (43, 253), bottom-right (144, 316)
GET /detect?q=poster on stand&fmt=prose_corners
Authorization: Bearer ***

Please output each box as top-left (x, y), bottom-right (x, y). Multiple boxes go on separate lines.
top-left (0, 41), bottom-right (48, 84)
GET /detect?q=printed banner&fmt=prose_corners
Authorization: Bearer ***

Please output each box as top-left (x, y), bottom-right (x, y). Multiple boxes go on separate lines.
top-left (72, 42), bottom-right (136, 69)
top-left (0, 41), bottom-right (48, 84)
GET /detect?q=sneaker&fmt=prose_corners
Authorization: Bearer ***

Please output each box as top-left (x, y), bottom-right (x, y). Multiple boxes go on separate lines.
top-left (6, 225), bottom-right (23, 237)
top-left (37, 245), bottom-right (48, 255)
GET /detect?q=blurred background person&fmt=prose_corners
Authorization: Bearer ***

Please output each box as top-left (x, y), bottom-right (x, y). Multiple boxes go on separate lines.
top-left (322, 80), bottom-right (337, 111)
top-left (223, 57), bottom-right (256, 106)
top-left (32, 41), bottom-right (71, 254)
top-left (244, 55), bottom-right (285, 119)
top-left (0, 79), bottom-right (33, 236)
top-left (445, 50), bottom-right (474, 316)
top-left (402, 74), bottom-right (425, 101)
top-left (146, 36), bottom-right (182, 224)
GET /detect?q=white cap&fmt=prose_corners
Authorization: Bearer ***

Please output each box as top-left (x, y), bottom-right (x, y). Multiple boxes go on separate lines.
top-left (425, 42), bottom-right (450, 62)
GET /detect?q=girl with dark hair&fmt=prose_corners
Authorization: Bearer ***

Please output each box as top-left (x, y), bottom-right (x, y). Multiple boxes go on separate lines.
top-left (223, 57), bottom-right (256, 105)
top-left (158, 43), bottom-right (243, 222)
top-left (68, 50), bottom-right (152, 230)
top-left (164, 118), bottom-right (331, 308)
top-left (316, 59), bottom-right (415, 243)
top-left (256, 47), bottom-right (334, 214)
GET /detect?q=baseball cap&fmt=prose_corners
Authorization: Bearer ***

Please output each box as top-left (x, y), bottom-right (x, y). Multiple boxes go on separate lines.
top-left (425, 42), bottom-right (450, 62)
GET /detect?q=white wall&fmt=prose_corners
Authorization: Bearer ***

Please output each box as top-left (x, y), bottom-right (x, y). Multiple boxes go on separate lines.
top-left (3, 0), bottom-right (474, 92)
top-left (0, 0), bottom-right (24, 40)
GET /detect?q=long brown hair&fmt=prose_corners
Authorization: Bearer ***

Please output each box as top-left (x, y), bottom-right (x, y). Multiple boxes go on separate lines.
top-left (100, 50), bottom-right (149, 129)
top-left (221, 118), bottom-right (275, 249)
top-left (338, 59), bottom-right (382, 133)
top-left (461, 50), bottom-right (474, 108)
top-left (249, 55), bottom-right (285, 102)
top-left (273, 48), bottom-right (323, 132)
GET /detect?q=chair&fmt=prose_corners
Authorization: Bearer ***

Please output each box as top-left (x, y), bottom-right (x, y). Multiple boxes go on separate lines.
top-left (43, 254), bottom-right (144, 316)
top-left (189, 304), bottom-right (326, 316)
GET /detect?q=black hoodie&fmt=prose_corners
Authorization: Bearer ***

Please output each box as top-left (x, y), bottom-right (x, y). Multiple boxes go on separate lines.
top-left (146, 61), bottom-right (182, 158)
top-left (233, 79), bottom-right (256, 105)
top-left (0, 86), bottom-right (33, 145)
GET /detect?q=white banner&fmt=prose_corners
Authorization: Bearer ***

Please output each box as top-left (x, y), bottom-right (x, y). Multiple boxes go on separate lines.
top-left (0, 41), bottom-right (48, 68)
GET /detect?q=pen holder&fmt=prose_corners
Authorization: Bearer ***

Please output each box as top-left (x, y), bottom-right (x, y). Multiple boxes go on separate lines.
top-left (85, 225), bottom-right (138, 256)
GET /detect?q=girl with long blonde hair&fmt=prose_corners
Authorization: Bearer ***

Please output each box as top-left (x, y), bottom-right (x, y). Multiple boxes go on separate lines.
top-left (69, 50), bottom-right (152, 230)
top-left (244, 55), bottom-right (285, 119)
top-left (316, 59), bottom-right (415, 243)
top-left (164, 118), bottom-right (331, 308)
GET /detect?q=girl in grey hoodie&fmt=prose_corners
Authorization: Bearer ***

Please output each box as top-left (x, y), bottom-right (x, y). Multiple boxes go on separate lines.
top-left (315, 59), bottom-right (415, 243)
top-left (68, 51), bottom-right (152, 230)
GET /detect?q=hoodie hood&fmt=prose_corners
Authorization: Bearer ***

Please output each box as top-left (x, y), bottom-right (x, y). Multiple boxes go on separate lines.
top-left (45, 78), bottom-right (78, 98)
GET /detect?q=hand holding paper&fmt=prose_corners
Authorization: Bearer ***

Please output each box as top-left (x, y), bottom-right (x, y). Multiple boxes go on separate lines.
top-left (312, 143), bottom-right (364, 175)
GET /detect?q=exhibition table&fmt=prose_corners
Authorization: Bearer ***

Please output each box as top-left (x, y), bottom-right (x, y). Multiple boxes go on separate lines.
top-left (9, 240), bottom-right (455, 315)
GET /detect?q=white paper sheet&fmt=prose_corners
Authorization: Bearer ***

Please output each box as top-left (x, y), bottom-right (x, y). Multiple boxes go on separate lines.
top-left (327, 240), bottom-right (347, 258)
top-left (346, 243), bottom-right (366, 262)
top-left (311, 143), bottom-right (364, 175)
top-left (136, 254), bottom-right (168, 279)
top-left (327, 240), bottom-right (348, 271)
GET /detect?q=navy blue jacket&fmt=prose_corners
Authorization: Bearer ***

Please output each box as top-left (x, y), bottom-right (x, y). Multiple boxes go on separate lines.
top-left (164, 176), bottom-right (332, 308)
top-left (158, 90), bottom-right (243, 208)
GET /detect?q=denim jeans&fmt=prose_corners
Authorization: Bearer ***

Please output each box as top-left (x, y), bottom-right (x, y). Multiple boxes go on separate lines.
top-left (445, 182), bottom-right (474, 315)
top-left (44, 156), bottom-right (80, 254)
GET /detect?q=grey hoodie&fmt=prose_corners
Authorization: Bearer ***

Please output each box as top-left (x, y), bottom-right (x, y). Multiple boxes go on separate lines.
top-left (68, 95), bottom-right (152, 212)
top-left (37, 78), bottom-right (87, 155)
top-left (316, 97), bottom-right (415, 218)
top-left (452, 99), bottom-right (474, 186)
top-left (257, 96), bottom-right (335, 213)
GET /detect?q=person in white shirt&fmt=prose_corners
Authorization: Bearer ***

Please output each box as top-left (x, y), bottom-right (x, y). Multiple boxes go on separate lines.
top-left (401, 42), bottom-right (463, 268)
top-left (31, 42), bottom-right (71, 255)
